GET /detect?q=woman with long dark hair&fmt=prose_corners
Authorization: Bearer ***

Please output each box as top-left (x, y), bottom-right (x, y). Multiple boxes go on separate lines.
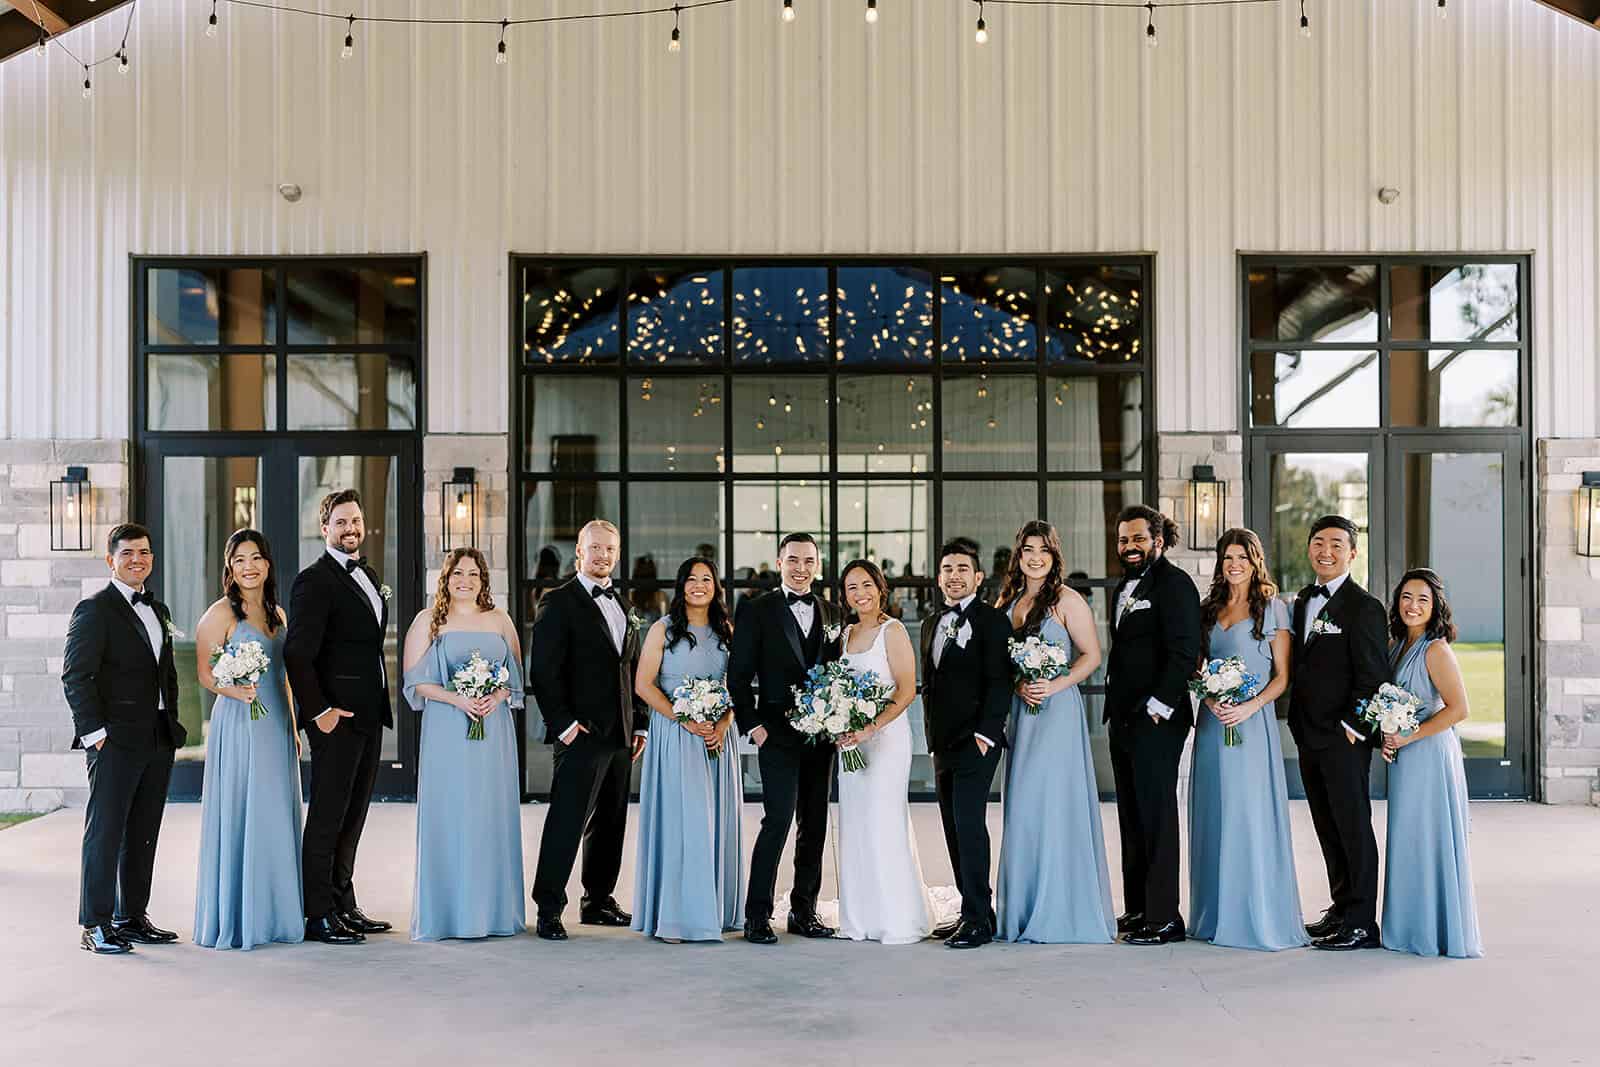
top-left (1188, 528), bottom-right (1306, 951)
top-left (193, 529), bottom-right (304, 949)
top-left (631, 556), bottom-right (744, 941)
top-left (992, 520), bottom-right (1114, 944)
top-left (1379, 568), bottom-right (1482, 958)
top-left (401, 547), bottom-right (525, 941)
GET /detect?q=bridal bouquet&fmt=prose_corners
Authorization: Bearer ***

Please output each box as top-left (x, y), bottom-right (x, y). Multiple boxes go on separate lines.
top-left (210, 639), bottom-right (272, 721)
top-left (671, 676), bottom-right (734, 760)
top-left (788, 661), bottom-right (896, 773)
top-left (1188, 656), bottom-right (1263, 747)
top-left (447, 649), bottom-right (511, 741)
top-left (1008, 635), bottom-right (1073, 714)
top-left (1355, 682), bottom-right (1424, 740)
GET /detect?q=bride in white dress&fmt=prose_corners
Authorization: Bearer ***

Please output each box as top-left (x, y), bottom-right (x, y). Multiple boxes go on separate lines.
top-left (834, 560), bottom-right (934, 945)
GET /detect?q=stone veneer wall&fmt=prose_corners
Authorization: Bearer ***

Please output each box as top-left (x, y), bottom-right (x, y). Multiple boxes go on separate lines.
top-left (420, 435), bottom-right (510, 604)
top-left (0, 440), bottom-right (130, 812)
top-left (1156, 433), bottom-right (1246, 588)
top-left (1535, 439), bottom-right (1600, 806)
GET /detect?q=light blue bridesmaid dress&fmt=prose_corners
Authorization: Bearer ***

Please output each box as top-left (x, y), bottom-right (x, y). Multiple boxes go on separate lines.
top-left (1381, 637), bottom-right (1483, 959)
top-left (997, 614), bottom-right (1116, 944)
top-left (403, 630), bottom-right (526, 941)
top-left (1188, 599), bottom-right (1307, 951)
top-left (631, 623), bottom-right (745, 942)
top-left (194, 620), bottom-right (305, 950)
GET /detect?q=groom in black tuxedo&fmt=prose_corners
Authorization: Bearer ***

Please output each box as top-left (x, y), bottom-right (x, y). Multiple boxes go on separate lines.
top-left (920, 537), bottom-right (1010, 950)
top-left (730, 532), bottom-right (842, 945)
top-left (528, 519), bottom-right (648, 941)
top-left (1105, 505), bottom-right (1201, 946)
top-left (285, 489), bottom-right (394, 945)
top-left (1288, 514), bottom-right (1390, 951)
top-left (62, 523), bottom-right (186, 954)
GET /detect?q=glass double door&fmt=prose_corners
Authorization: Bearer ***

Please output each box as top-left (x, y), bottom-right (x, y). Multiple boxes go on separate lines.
top-left (146, 438), bottom-right (421, 799)
top-left (1250, 435), bottom-right (1527, 798)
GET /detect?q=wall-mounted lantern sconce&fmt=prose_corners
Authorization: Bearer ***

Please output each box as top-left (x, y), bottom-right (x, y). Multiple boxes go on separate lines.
top-left (442, 467), bottom-right (478, 552)
top-left (50, 466), bottom-right (91, 552)
top-left (1189, 464), bottom-right (1225, 549)
top-left (1577, 472), bottom-right (1600, 558)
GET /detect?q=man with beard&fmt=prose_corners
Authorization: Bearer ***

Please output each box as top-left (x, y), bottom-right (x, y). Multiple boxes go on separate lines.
top-left (1105, 505), bottom-right (1202, 946)
top-left (285, 489), bottom-right (394, 944)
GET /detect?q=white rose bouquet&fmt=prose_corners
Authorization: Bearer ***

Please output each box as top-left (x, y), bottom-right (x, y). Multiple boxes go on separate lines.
top-left (1188, 656), bottom-right (1263, 747)
top-left (671, 676), bottom-right (734, 760)
top-left (210, 639), bottom-right (273, 721)
top-left (447, 649), bottom-right (511, 741)
top-left (1007, 635), bottom-right (1073, 714)
top-left (1356, 682), bottom-right (1424, 741)
top-left (787, 661), bottom-right (896, 773)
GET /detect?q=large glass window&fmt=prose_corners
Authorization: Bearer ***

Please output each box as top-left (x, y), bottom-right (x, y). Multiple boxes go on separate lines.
top-left (514, 257), bottom-right (1153, 796)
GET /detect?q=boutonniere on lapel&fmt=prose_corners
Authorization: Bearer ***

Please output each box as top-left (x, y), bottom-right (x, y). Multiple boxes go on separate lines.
top-left (823, 623), bottom-right (843, 644)
top-left (1309, 614), bottom-right (1342, 637)
top-left (626, 609), bottom-right (648, 640)
top-left (941, 616), bottom-right (973, 650)
top-left (378, 584), bottom-right (393, 603)
top-left (163, 618), bottom-right (185, 641)
top-left (1122, 598), bottom-right (1153, 619)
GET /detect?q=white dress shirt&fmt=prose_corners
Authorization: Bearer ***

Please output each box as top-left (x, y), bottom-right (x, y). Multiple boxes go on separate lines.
top-left (79, 578), bottom-right (164, 749)
top-left (560, 573), bottom-right (647, 745)
top-left (1115, 570), bottom-right (1175, 722)
top-left (1300, 570), bottom-right (1364, 741)
top-left (781, 581), bottom-right (817, 637)
top-left (931, 594), bottom-right (994, 749)
top-left (315, 546), bottom-right (387, 724)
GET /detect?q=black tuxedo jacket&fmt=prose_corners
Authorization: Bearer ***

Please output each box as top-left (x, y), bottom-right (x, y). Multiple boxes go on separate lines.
top-left (919, 600), bottom-right (1011, 756)
top-left (1287, 577), bottom-right (1390, 751)
top-left (527, 578), bottom-right (647, 745)
top-left (728, 589), bottom-right (842, 750)
top-left (1104, 554), bottom-right (1203, 726)
top-left (284, 552), bottom-right (394, 731)
top-left (62, 584), bottom-right (185, 751)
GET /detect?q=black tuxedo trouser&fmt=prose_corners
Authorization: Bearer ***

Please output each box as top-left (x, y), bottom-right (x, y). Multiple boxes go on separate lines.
top-left (1299, 739), bottom-right (1379, 929)
top-left (302, 723), bottom-right (382, 919)
top-left (1108, 716), bottom-right (1186, 926)
top-left (532, 735), bottom-right (632, 918)
top-left (79, 742), bottom-right (175, 927)
top-left (745, 739), bottom-right (833, 922)
top-left (934, 743), bottom-right (1001, 930)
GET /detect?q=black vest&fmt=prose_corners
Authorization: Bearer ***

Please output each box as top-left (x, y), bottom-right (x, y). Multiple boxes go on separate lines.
top-left (800, 609), bottom-right (822, 665)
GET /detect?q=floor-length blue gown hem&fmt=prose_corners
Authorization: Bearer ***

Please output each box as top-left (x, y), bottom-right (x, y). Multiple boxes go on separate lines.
top-left (405, 631), bottom-right (527, 942)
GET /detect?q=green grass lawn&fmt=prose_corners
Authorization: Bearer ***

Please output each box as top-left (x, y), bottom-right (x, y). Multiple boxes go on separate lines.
top-left (0, 813), bottom-right (43, 830)
top-left (1454, 642), bottom-right (1506, 758)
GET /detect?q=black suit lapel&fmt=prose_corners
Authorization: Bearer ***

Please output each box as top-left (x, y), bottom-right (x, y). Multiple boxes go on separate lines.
top-left (1115, 565), bottom-right (1158, 632)
top-left (574, 581), bottom-right (623, 659)
top-left (103, 585), bottom-right (159, 661)
top-left (777, 596), bottom-right (807, 669)
top-left (322, 554), bottom-right (383, 634)
top-left (1303, 578), bottom-right (1356, 655)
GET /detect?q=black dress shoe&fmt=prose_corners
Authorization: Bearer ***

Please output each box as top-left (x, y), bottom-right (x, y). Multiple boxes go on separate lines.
top-left (1312, 925), bottom-right (1381, 951)
top-left (578, 898), bottom-right (632, 927)
top-left (944, 921), bottom-right (993, 949)
top-left (1116, 912), bottom-right (1145, 935)
top-left (1123, 919), bottom-right (1187, 946)
top-left (338, 908), bottom-right (393, 934)
top-left (786, 913), bottom-right (837, 939)
top-left (1305, 909), bottom-right (1343, 939)
top-left (743, 918), bottom-right (779, 945)
top-left (114, 916), bottom-right (179, 944)
top-left (81, 924), bottom-right (133, 954)
top-left (930, 921), bottom-right (961, 940)
top-left (305, 916), bottom-right (364, 944)
top-left (535, 917), bottom-right (569, 941)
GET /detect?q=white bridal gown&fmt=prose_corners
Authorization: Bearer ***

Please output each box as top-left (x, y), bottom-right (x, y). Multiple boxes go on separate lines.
top-left (834, 620), bottom-right (942, 945)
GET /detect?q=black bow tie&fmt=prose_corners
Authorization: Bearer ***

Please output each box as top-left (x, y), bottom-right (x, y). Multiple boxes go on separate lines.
top-left (786, 592), bottom-right (816, 608)
top-left (344, 557), bottom-right (367, 574)
top-left (131, 590), bottom-right (154, 607)
top-left (1306, 584), bottom-right (1331, 599)
top-left (590, 584), bottom-right (617, 601)
top-left (942, 602), bottom-right (969, 619)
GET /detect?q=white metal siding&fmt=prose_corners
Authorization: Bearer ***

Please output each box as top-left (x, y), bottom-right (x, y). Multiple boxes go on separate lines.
top-left (1, 0), bottom-right (1596, 437)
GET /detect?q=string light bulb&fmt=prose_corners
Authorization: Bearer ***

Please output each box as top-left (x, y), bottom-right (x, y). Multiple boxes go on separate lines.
top-left (782, 0), bottom-right (795, 23)
top-left (865, 0), bottom-right (877, 24)
top-left (668, 4), bottom-right (682, 52)
top-left (1436, 0), bottom-right (1447, 18)
top-left (1145, 3), bottom-right (1157, 48)
top-left (974, 1), bottom-right (988, 44)
top-left (207, 0), bottom-right (218, 37)
top-left (1299, 0), bottom-right (1310, 38)
top-left (118, 48), bottom-right (129, 74)
top-left (341, 15), bottom-right (355, 59)
top-left (81, 69), bottom-right (92, 99)
top-left (496, 20), bottom-right (508, 65)
top-left (35, 29), bottom-right (46, 56)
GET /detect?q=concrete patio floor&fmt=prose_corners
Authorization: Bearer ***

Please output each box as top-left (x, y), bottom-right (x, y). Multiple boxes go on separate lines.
top-left (1, 800), bottom-right (1594, 1066)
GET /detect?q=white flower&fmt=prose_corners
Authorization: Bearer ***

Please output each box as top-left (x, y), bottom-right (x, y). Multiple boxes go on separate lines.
top-left (378, 584), bottom-right (393, 602)
top-left (164, 619), bottom-right (185, 640)
top-left (853, 698), bottom-right (877, 719)
top-left (811, 697), bottom-right (827, 714)
top-left (824, 624), bottom-right (842, 643)
top-left (824, 713), bottom-right (849, 735)
top-left (1024, 649), bottom-right (1044, 670)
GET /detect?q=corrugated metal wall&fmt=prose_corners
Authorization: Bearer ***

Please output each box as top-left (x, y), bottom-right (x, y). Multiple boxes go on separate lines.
top-left (1, 0), bottom-right (1596, 438)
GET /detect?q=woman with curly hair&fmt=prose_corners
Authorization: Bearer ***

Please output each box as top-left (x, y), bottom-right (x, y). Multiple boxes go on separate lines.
top-left (400, 547), bottom-right (525, 941)
top-left (1378, 568), bottom-right (1482, 958)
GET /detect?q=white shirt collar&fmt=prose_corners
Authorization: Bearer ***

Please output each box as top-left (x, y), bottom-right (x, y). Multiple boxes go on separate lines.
top-left (110, 576), bottom-right (145, 604)
top-left (576, 572), bottom-right (614, 595)
top-left (1318, 571), bottom-right (1350, 598)
top-left (326, 545), bottom-right (357, 567)
top-left (781, 580), bottom-right (815, 600)
top-left (945, 593), bottom-right (977, 611)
